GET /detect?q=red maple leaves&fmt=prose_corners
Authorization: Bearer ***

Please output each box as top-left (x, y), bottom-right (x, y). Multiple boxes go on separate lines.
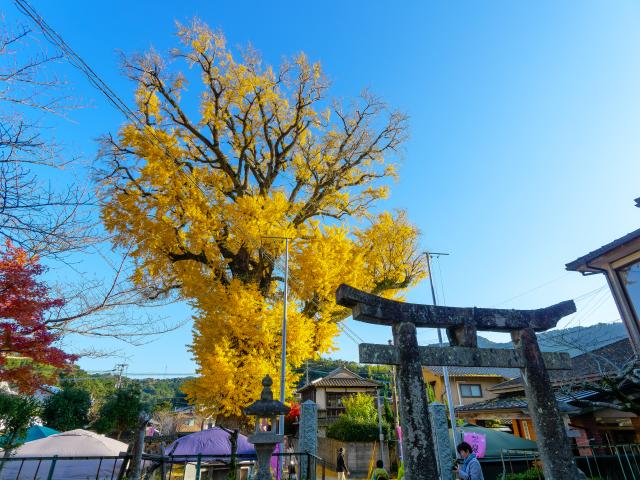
top-left (285, 401), bottom-right (300, 423)
top-left (0, 242), bottom-right (75, 391)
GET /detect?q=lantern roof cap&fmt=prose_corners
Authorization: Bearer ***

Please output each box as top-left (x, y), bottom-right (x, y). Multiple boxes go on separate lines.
top-left (244, 375), bottom-right (291, 416)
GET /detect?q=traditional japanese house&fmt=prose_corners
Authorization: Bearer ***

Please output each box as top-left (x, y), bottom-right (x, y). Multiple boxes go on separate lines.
top-left (422, 366), bottom-right (519, 407)
top-left (296, 366), bottom-right (380, 430)
top-left (456, 338), bottom-right (640, 444)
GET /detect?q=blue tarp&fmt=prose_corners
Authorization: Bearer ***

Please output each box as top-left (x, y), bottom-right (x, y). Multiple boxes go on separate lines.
top-left (0, 425), bottom-right (59, 446)
top-left (164, 427), bottom-right (256, 457)
top-left (451, 424), bottom-right (538, 459)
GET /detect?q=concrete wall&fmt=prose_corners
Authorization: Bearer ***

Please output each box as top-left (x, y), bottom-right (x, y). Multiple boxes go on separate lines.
top-left (315, 389), bottom-right (327, 409)
top-left (317, 437), bottom-right (389, 475)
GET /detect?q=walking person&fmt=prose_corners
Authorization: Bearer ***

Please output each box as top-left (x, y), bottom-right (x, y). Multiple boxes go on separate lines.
top-left (453, 442), bottom-right (484, 480)
top-left (336, 448), bottom-right (349, 480)
top-left (371, 460), bottom-right (389, 480)
top-left (287, 444), bottom-right (297, 480)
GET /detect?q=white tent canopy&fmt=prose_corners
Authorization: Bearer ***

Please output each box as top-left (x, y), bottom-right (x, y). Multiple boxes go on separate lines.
top-left (0, 429), bottom-right (128, 479)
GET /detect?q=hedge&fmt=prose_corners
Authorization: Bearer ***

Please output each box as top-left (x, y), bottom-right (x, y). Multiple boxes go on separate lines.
top-left (326, 417), bottom-right (391, 442)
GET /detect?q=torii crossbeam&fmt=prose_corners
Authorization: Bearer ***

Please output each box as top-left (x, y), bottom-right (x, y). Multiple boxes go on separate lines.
top-left (336, 284), bottom-right (586, 480)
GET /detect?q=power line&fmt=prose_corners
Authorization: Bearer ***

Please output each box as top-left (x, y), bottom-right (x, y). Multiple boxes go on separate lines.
top-left (573, 286), bottom-right (607, 302)
top-left (342, 322), bottom-right (365, 344)
top-left (490, 272), bottom-right (572, 307)
top-left (338, 324), bottom-right (361, 346)
top-left (567, 290), bottom-right (612, 329)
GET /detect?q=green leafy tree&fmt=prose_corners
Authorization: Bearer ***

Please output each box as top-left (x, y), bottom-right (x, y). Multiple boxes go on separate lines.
top-left (382, 397), bottom-right (394, 427)
top-left (426, 383), bottom-right (436, 403)
top-left (0, 393), bottom-right (40, 454)
top-left (94, 384), bottom-right (143, 439)
top-left (61, 371), bottom-right (116, 421)
top-left (42, 383), bottom-right (91, 431)
top-left (60, 371), bottom-right (189, 418)
top-left (342, 393), bottom-right (378, 422)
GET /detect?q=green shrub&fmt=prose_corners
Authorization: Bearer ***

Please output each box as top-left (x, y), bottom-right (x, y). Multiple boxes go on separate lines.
top-left (504, 467), bottom-right (543, 480)
top-left (42, 382), bottom-right (91, 431)
top-left (503, 468), bottom-right (601, 480)
top-left (325, 393), bottom-right (390, 442)
top-left (326, 416), bottom-right (390, 441)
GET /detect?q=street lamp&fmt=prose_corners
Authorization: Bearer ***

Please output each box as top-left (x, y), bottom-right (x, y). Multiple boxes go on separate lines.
top-left (262, 236), bottom-right (292, 469)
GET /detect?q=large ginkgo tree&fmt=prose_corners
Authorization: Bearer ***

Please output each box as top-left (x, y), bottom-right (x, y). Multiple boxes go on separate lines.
top-left (99, 20), bottom-right (426, 416)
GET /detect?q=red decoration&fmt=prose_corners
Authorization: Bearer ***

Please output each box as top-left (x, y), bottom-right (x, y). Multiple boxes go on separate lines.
top-left (0, 242), bottom-right (75, 391)
top-left (286, 401), bottom-right (301, 423)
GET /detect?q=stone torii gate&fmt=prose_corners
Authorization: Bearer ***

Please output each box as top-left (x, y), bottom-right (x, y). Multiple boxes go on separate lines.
top-left (336, 284), bottom-right (586, 480)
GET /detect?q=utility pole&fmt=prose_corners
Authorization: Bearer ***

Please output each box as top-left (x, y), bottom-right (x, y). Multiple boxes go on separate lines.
top-left (263, 236), bottom-right (291, 474)
top-left (423, 251), bottom-right (460, 448)
top-left (114, 363), bottom-right (128, 389)
top-left (376, 388), bottom-right (385, 462)
top-left (388, 340), bottom-right (403, 462)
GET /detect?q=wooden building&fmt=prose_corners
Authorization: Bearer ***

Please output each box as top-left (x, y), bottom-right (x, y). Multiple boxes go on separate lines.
top-left (566, 199), bottom-right (640, 352)
top-left (296, 366), bottom-right (380, 432)
top-left (456, 338), bottom-right (640, 444)
top-left (422, 366), bottom-right (518, 407)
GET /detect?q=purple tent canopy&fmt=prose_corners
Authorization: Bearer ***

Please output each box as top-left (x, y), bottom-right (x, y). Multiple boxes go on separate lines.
top-left (164, 427), bottom-right (256, 457)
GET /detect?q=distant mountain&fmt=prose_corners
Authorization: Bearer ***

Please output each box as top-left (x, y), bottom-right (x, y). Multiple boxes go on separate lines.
top-left (476, 322), bottom-right (628, 357)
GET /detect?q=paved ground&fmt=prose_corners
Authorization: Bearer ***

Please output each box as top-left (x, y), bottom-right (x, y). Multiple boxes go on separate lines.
top-left (315, 465), bottom-right (396, 480)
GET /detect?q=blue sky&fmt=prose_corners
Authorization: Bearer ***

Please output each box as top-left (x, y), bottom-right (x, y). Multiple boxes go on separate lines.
top-left (5, 1), bottom-right (640, 376)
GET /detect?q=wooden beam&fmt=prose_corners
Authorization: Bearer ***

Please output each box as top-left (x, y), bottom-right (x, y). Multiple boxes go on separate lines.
top-left (336, 284), bottom-right (576, 332)
top-left (359, 343), bottom-right (572, 370)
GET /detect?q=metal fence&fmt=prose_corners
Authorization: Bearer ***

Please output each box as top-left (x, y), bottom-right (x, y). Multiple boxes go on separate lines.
top-left (499, 443), bottom-right (640, 480)
top-left (0, 451), bottom-right (327, 480)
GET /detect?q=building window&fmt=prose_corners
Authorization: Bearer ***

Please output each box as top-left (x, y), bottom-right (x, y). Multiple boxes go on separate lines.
top-left (325, 393), bottom-right (349, 419)
top-left (326, 392), bottom-right (345, 409)
top-left (459, 384), bottom-right (482, 398)
top-left (618, 259), bottom-right (640, 321)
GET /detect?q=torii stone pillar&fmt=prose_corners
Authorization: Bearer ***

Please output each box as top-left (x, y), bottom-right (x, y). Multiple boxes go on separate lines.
top-left (299, 400), bottom-right (318, 480)
top-left (512, 327), bottom-right (585, 479)
top-left (392, 321), bottom-right (440, 480)
top-left (336, 284), bottom-right (586, 480)
top-left (428, 403), bottom-right (453, 480)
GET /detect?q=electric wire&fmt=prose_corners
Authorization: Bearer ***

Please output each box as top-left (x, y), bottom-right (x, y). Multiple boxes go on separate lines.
top-left (490, 272), bottom-right (572, 307)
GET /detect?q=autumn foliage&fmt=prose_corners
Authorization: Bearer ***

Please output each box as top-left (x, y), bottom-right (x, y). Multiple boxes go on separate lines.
top-left (100, 20), bottom-right (426, 415)
top-left (0, 242), bottom-right (75, 391)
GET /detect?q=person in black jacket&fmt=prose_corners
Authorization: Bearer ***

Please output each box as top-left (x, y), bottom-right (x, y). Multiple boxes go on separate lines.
top-left (336, 448), bottom-right (349, 480)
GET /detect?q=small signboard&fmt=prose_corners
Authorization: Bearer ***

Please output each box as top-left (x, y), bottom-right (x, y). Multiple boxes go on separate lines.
top-left (462, 432), bottom-right (487, 458)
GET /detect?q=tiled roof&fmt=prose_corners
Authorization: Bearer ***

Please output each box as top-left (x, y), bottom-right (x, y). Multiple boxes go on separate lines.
top-left (490, 338), bottom-right (634, 393)
top-left (307, 377), bottom-right (380, 388)
top-left (566, 227), bottom-right (640, 272)
top-left (297, 366), bottom-right (380, 392)
top-left (425, 366), bottom-right (519, 379)
top-left (456, 394), bottom-right (580, 414)
top-left (555, 389), bottom-right (600, 403)
top-left (456, 396), bottom-right (529, 412)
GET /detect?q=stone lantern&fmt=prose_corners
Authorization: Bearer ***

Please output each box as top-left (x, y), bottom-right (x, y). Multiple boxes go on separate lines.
top-left (244, 375), bottom-right (291, 480)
